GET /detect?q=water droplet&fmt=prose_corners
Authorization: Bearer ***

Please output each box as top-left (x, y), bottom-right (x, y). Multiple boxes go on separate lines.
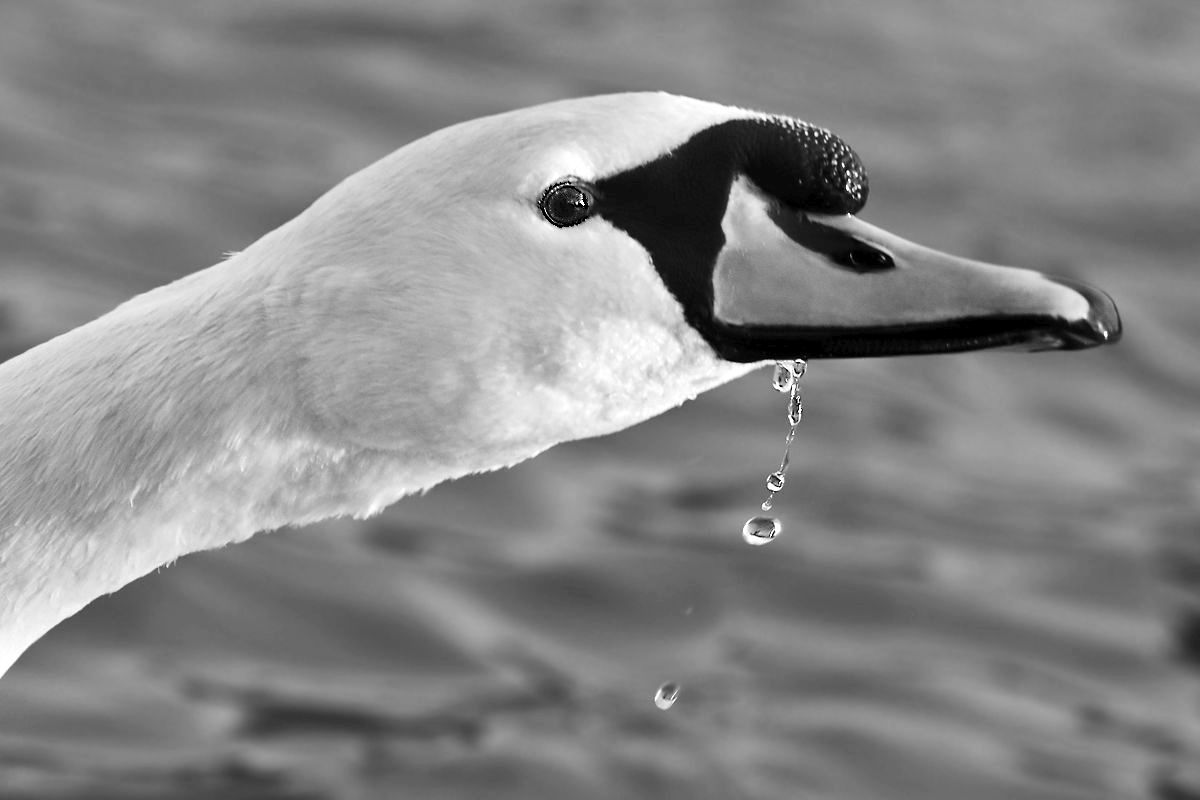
top-left (742, 515), bottom-right (780, 546)
top-left (771, 363), bottom-right (795, 393)
top-left (760, 498), bottom-right (773, 511)
top-left (765, 471), bottom-right (785, 492)
top-left (654, 682), bottom-right (680, 710)
top-left (788, 394), bottom-right (803, 426)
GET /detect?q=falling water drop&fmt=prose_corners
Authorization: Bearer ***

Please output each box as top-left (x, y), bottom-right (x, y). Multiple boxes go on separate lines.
top-left (742, 515), bottom-right (781, 545)
top-left (654, 682), bottom-right (681, 710)
top-left (765, 471), bottom-right (786, 492)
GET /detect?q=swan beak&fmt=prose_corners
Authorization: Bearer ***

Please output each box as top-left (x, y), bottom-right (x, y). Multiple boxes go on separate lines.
top-left (707, 205), bottom-right (1123, 361)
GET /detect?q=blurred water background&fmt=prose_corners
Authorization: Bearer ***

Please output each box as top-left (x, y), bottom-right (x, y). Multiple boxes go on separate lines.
top-left (0, 1), bottom-right (1198, 798)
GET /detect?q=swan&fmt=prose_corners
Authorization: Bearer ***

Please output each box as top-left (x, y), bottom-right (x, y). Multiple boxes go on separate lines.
top-left (0, 92), bottom-right (1120, 677)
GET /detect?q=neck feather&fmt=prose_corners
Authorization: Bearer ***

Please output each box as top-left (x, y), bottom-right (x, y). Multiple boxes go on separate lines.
top-left (0, 244), bottom-right (507, 676)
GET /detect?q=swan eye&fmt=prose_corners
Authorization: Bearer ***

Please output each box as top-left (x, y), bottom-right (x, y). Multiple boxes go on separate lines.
top-left (539, 179), bottom-right (594, 227)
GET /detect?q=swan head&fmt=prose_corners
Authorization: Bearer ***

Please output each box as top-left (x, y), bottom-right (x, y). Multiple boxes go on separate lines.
top-left (268, 93), bottom-right (1120, 460)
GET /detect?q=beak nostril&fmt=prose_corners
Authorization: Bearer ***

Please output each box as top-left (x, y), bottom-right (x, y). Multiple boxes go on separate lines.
top-left (836, 246), bottom-right (893, 271)
top-left (764, 206), bottom-right (896, 273)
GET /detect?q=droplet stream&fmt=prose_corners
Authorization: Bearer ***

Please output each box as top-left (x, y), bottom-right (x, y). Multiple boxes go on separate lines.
top-left (762, 359), bottom-right (806, 512)
top-left (744, 359), bottom-right (808, 539)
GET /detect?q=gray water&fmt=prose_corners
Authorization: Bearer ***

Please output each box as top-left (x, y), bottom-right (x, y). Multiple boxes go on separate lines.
top-left (1, 1), bottom-right (1198, 798)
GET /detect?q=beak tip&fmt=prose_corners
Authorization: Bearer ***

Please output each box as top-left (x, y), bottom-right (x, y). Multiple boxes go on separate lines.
top-left (1093, 295), bottom-right (1123, 346)
top-left (1050, 277), bottom-right (1123, 350)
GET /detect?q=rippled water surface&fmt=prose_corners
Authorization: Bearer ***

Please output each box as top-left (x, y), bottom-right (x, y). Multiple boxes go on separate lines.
top-left (1, 1), bottom-right (1199, 798)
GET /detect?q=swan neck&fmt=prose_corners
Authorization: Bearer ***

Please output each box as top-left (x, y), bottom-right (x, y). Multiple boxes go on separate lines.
top-left (0, 256), bottom-right (301, 673)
